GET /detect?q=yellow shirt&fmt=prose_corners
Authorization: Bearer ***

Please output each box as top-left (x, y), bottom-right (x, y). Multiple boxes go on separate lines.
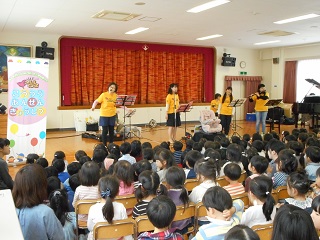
top-left (166, 94), bottom-right (180, 114)
top-left (210, 99), bottom-right (220, 112)
top-left (220, 96), bottom-right (233, 115)
top-left (251, 92), bottom-right (269, 112)
top-left (97, 92), bottom-right (117, 117)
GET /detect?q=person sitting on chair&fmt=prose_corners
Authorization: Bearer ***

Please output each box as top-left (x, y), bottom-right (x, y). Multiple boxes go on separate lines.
top-left (200, 110), bottom-right (222, 133)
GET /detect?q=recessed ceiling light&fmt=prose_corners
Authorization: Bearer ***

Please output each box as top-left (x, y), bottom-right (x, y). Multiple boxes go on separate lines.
top-left (274, 13), bottom-right (320, 24)
top-left (254, 40), bottom-right (280, 45)
top-left (187, 0), bottom-right (230, 13)
top-left (35, 18), bottom-right (54, 28)
top-left (196, 34), bottom-right (223, 40)
top-left (125, 27), bottom-right (149, 34)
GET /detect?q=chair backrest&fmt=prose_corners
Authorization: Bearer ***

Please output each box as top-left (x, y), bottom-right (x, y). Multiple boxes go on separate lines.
top-left (115, 194), bottom-right (137, 210)
top-left (231, 192), bottom-right (250, 208)
top-left (184, 179), bottom-right (199, 192)
top-left (93, 219), bottom-right (136, 240)
top-left (195, 202), bottom-right (207, 232)
top-left (135, 215), bottom-right (154, 233)
top-left (276, 186), bottom-right (289, 201)
top-left (75, 199), bottom-right (101, 236)
top-left (238, 171), bottom-right (247, 183)
top-left (172, 203), bottom-right (196, 235)
top-left (252, 223), bottom-right (273, 240)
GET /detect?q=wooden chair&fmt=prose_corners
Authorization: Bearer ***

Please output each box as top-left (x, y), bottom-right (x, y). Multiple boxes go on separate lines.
top-left (135, 215), bottom-right (154, 233)
top-left (194, 202), bottom-right (207, 232)
top-left (75, 199), bottom-right (100, 237)
top-left (252, 223), bottom-right (273, 240)
top-left (275, 186), bottom-right (289, 202)
top-left (93, 219), bottom-right (136, 240)
top-left (115, 194), bottom-right (137, 210)
top-left (238, 171), bottom-right (247, 183)
top-left (271, 190), bottom-right (279, 203)
top-left (231, 192), bottom-right (250, 208)
top-left (173, 203), bottom-right (196, 238)
top-left (184, 179), bottom-right (199, 192)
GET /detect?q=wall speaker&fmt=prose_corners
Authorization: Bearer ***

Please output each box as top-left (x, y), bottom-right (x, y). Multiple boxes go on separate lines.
top-left (35, 46), bottom-right (55, 60)
top-left (273, 58), bottom-right (279, 64)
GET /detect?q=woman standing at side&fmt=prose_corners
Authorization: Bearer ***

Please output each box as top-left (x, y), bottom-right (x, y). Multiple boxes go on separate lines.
top-left (218, 87), bottom-right (234, 136)
top-left (91, 82), bottom-right (118, 146)
top-left (249, 84), bottom-right (269, 134)
top-left (166, 83), bottom-right (181, 143)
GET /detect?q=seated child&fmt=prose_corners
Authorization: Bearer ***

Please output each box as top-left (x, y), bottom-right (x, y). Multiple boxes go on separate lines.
top-left (273, 149), bottom-right (298, 189)
top-left (192, 186), bottom-right (244, 240)
top-left (173, 141), bottom-right (183, 167)
top-left (223, 163), bottom-right (245, 196)
top-left (52, 158), bottom-right (69, 183)
top-left (119, 142), bottom-right (136, 165)
top-left (181, 139), bottom-right (195, 167)
top-left (305, 146), bottom-right (320, 182)
top-left (184, 150), bottom-right (203, 179)
top-left (26, 153), bottom-right (39, 164)
top-left (133, 160), bottom-right (152, 189)
top-left (245, 155), bottom-right (269, 192)
top-left (311, 167), bottom-right (320, 198)
top-left (138, 196), bottom-right (183, 240)
top-left (285, 171), bottom-right (312, 212)
top-left (224, 225), bottom-right (260, 240)
top-left (241, 175), bottom-right (276, 227)
top-left (142, 147), bottom-right (157, 172)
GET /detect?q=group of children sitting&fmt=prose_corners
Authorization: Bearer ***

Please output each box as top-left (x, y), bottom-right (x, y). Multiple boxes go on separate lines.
top-left (6, 126), bottom-right (320, 240)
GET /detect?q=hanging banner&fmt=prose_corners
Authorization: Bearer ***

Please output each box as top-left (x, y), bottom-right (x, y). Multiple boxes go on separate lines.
top-left (7, 56), bottom-right (49, 160)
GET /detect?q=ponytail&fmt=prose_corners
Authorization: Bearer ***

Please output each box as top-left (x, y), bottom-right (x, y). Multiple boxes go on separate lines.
top-left (135, 170), bottom-right (160, 202)
top-left (49, 189), bottom-right (70, 226)
top-left (102, 193), bottom-right (114, 224)
top-left (263, 191), bottom-right (276, 221)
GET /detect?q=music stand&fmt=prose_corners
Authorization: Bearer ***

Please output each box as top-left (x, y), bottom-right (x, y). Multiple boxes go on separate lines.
top-left (125, 109), bottom-right (140, 139)
top-left (228, 98), bottom-right (246, 137)
top-left (177, 101), bottom-right (193, 140)
top-left (116, 95), bottom-right (137, 141)
top-left (264, 99), bottom-right (283, 132)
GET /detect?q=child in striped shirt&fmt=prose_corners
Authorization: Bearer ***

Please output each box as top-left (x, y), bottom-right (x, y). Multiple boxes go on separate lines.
top-left (223, 163), bottom-right (245, 196)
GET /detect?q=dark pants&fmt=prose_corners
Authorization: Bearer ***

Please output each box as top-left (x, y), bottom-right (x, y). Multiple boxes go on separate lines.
top-left (220, 114), bottom-right (232, 135)
top-left (102, 125), bottom-right (115, 145)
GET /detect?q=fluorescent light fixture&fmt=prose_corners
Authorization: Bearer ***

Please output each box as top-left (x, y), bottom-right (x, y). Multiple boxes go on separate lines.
top-left (187, 0), bottom-right (230, 13)
top-left (196, 34), bottom-right (223, 40)
top-left (274, 13), bottom-right (320, 24)
top-left (125, 27), bottom-right (149, 34)
top-left (254, 40), bottom-right (280, 45)
top-left (35, 18), bottom-right (54, 28)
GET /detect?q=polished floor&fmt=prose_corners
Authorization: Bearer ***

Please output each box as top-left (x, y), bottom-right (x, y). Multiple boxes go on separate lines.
top-left (8, 120), bottom-right (300, 178)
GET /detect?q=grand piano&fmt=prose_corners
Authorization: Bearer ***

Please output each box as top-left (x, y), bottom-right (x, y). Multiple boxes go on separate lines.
top-left (293, 79), bottom-right (320, 128)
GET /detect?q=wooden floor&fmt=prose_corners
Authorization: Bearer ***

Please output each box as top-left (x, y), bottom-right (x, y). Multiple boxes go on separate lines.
top-left (8, 120), bottom-right (300, 178)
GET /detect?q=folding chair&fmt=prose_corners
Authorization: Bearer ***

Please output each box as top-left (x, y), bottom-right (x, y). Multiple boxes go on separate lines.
top-left (216, 176), bottom-right (228, 187)
top-left (93, 219), bottom-right (136, 240)
top-left (194, 202), bottom-right (207, 232)
top-left (173, 203), bottom-right (196, 239)
top-left (231, 192), bottom-right (250, 209)
top-left (75, 199), bottom-right (100, 237)
top-left (252, 223), bottom-right (273, 240)
top-left (115, 194), bottom-right (137, 210)
top-left (275, 186), bottom-right (289, 203)
top-left (184, 179), bottom-right (199, 192)
top-left (135, 215), bottom-right (154, 233)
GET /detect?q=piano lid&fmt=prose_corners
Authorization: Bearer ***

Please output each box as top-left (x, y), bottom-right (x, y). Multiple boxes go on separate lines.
top-left (306, 78), bottom-right (320, 86)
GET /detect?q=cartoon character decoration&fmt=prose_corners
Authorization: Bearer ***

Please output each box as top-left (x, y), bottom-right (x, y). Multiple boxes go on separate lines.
top-left (200, 110), bottom-right (222, 133)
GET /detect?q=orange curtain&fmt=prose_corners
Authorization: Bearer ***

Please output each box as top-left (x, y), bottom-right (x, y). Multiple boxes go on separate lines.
top-left (283, 61), bottom-right (297, 103)
top-left (70, 47), bottom-right (204, 105)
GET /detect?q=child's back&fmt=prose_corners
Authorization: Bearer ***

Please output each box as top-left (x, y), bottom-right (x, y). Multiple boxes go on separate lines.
top-left (223, 163), bottom-right (245, 196)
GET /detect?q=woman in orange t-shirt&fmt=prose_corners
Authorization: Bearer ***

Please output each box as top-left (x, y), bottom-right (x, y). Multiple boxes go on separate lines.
top-left (91, 82), bottom-right (118, 146)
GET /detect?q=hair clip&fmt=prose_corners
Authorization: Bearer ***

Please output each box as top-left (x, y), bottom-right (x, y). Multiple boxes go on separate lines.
top-left (265, 191), bottom-right (270, 195)
top-left (204, 156), bottom-right (210, 160)
top-left (136, 182), bottom-right (142, 187)
top-left (101, 188), bottom-right (111, 198)
top-left (53, 191), bottom-right (61, 197)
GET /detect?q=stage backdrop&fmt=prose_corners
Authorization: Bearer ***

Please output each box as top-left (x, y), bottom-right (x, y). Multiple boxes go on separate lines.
top-left (7, 56), bottom-right (48, 159)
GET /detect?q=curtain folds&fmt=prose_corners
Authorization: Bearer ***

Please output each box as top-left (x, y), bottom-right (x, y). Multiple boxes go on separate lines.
top-left (283, 61), bottom-right (297, 103)
top-left (70, 47), bottom-right (205, 105)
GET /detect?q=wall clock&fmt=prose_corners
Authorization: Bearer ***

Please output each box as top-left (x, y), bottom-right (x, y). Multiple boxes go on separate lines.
top-left (240, 61), bottom-right (246, 68)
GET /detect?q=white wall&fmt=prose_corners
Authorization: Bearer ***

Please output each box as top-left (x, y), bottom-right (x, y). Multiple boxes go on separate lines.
top-left (1, 31), bottom-right (320, 129)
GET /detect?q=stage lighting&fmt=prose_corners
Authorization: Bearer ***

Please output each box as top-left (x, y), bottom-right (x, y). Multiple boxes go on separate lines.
top-left (0, 104), bottom-right (7, 114)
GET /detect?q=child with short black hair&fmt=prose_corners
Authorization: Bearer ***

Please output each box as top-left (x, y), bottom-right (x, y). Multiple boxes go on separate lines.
top-left (133, 160), bottom-right (152, 189)
top-left (251, 140), bottom-right (265, 156)
top-left (141, 141), bottom-right (152, 149)
top-left (119, 142), bottom-right (136, 164)
top-left (53, 158), bottom-right (69, 183)
top-left (156, 148), bottom-right (176, 182)
top-left (184, 150), bottom-right (203, 179)
top-left (245, 155), bottom-right (269, 192)
top-left (220, 143), bottom-right (244, 176)
top-left (181, 139), bottom-right (194, 166)
top-left (192, 186), bottom-right (244, 240)
top-left (305, 146), bottom-right (320, 181)
top-left (26, 153), bottom-right (39, 164)
top-left (142, 147), bottom-right (157, 172)
top-left (75, 150), bottom-right (87, 162)
top-left (192, 142), bottom-right (203, 152)
top-left (138, 196), bottom-right (183, 240)
top-left (68, 174), bottom-right (80, 211)
top-left (79, 155), bottom-right (91, 166)
top-left (223, 163), bottom-right (245, 196)
top-left (54, 150), bottom-right (68, 172)
top-left (36, 157), bottom-right (49, 168)
top-left (173, 141), bottom-right (183, 166)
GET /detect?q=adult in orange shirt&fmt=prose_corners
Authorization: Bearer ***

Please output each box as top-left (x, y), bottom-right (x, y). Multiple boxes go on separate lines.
top-left (91, 82), bottom-right (118, 145)
top-left (218, 87), bottom-right (233, 135)
top-left (249, 84), bottom-right (269, 134)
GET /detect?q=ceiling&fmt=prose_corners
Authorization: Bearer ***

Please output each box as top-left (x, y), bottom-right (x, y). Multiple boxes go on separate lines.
top-left (1, 0), bottom-right (320, 49)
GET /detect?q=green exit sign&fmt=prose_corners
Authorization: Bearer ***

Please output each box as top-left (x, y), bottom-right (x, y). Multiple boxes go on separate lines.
top-left (240, 71), bottom-right (247, 75)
